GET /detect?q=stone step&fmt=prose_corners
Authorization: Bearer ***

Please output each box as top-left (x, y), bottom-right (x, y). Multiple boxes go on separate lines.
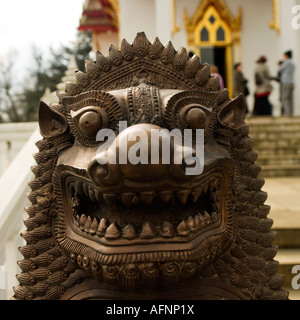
top-left (286, 290), bottom-right (300, 301)
top-left (251, 131), bottom-right (300, 140)
top-left (249, 123), bottom-right (300, 131)
top-left (252, 138), bottom-right (300, 149)
top-left (250, 122), bottom-right (300, 129)
top-left (248, 117), bottom-right (300, 177)
top-left (254, 146), bottom-right (300, 156)
top-left (262, 176), bottom-right (300, 300)
top-left (259, 165), bottom-right (300, 177)
top-left (257, 154), bottom-right (300, 166)
top-left (246, 116), bottom-right (300, 126)
top-left (273, 228), bottom-right (300, 249)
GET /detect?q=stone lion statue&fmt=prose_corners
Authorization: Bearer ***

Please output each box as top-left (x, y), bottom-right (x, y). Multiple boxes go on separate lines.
top-left (13, 33), bottom-right (288, 300)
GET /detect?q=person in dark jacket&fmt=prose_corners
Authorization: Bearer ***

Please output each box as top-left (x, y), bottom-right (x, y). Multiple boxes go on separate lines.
top-left (233, 62), bottom-right (249, 114)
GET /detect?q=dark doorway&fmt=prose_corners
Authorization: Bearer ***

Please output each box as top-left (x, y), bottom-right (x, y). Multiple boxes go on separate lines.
top-left (200, 47), bottom-right (227, 88)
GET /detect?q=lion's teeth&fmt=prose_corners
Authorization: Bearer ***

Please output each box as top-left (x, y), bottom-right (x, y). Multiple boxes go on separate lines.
top-left (90, 218), bottom-right (99, 235)
top-left (75, 215), bottom-right (80, 227)
top-left (198, 213), bottom-right (206, 227)
top-left (177, 220), bottom-right (190, 237)
top-left (187, 216), bottom-right (196, 232)
top-left (195, 215), bottom-right (201, 229)
top-left (79, 214), bottom-right (87, 231)
top-left (103, 193), bottom-right (117, 205)
top-left (88, 186), bottom-right (96, 202)
top-left (140, 222), bottom-right (156, 239)
top-left (97, 218), bottom-right (109, 237)
top-left (191, 190), bottom-right (199, 202)
top-left (105, 222), bottom-right (121, 240)
top-left (160, 221), bottom-right (174, 238)
top-left (211, 211), bottom-right (218, 223)
top-left (132, 194), bottom-right (140, 205)
top-left (120, 193), bottom-right (136, 206)
top-left (73, 176), bottom-right (222, 239)
top-left (95, 190), bottom-right (102, 202)
top-left (140, 192), bottom-right (155, 205)
top-left (122, 224), bottom-right (137, 240)
top-left (158, 191), bottom-right (173, 203)
top-left (176, 190), bottom-right (190, 205)
top-left (203, 211), bottom-right (211, 225)
top-left (84, 216), bottom-right (92, 233)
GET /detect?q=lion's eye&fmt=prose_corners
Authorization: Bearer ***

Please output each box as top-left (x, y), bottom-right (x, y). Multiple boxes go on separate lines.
top-left (179, 104), bottom-right (209, 131)
top-left (71, 106), bottom-right (109, 138)
top-left (78, 111), bottom-right (103, 137)
top-left (186, 107), bottom-right (207, 130)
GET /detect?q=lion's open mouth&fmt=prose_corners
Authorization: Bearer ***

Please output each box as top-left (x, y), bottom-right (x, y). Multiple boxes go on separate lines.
top-left (60, 167), bottom-right (230, 255)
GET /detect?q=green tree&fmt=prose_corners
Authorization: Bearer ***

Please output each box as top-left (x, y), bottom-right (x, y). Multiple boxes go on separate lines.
top-left (19, 46), bottom-right (50, 121)
top-left (0, 52), bottom-right (22, 122)
top-left (20, 31), bottom-right (92, 122)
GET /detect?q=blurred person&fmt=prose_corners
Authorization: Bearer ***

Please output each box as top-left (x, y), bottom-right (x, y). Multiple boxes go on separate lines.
top-left (253, 56), bottom-right (273, 116)
top-left (210, 64), bottom-right (225, 90)
top-left (278, 50), bottom-right (295, 116)
top-left (271, 60), bottom-right (283, 115)
top-left (233, 62), bottom-right (249, 113)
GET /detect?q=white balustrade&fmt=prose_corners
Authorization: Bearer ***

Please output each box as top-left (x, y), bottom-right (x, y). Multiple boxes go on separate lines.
top-left (0, 122), bottom-right (37, 177)
top-left (0, 126), bottom-right (41, 299)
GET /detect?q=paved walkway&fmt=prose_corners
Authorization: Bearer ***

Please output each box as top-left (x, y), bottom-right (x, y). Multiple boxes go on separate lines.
top-left (263, 177), bottom-right (300, 300)
top-left (264, 177), bottom-right (300, 229)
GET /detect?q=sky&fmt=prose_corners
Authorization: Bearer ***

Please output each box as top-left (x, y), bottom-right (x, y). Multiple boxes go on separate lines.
top-left (0, 0), bottom-right (85, 84)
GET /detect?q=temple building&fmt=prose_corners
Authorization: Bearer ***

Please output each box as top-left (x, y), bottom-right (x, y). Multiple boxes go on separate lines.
top-left (78, 0), bottom-right (119, 52)
top-left (78, 0), bottom-right (300, 115)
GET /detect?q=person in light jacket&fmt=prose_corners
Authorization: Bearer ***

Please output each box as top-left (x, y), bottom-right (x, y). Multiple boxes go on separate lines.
top-left (278, 50), bottom-right (295, 116)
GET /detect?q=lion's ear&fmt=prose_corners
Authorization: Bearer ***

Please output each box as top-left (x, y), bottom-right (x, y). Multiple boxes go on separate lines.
top-left (38, 101), bottom-right (68, 138)
top-left (218, 94), bottom-right (246, 129)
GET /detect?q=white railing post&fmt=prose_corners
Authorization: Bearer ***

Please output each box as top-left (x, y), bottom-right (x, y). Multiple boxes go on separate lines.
top-left (0, 254), bottom-right (6, 300)
top-left (0, 122), bottom-right (38, 177)
top-left (0, 126), bottom-right (41, 299)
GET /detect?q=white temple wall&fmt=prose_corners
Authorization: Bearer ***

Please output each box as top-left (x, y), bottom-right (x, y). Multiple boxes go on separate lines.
top-left (119, 0), bottom-right (156, 44)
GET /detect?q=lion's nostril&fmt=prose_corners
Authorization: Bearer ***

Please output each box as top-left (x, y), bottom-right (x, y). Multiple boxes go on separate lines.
top-left (95, 166), bottom-right (108, 178)
top-left (88, 159), bottom-right (122, 186)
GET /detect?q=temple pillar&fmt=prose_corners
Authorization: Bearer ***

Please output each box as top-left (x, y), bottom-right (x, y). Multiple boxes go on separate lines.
top-left (154, 0), bottom-right (173, 45)
top-left (119, 0), bottom-right (156, 43)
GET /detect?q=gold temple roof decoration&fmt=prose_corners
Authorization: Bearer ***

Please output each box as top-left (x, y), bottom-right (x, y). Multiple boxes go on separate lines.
top-left (184, 0), bottom-right (242, 46)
